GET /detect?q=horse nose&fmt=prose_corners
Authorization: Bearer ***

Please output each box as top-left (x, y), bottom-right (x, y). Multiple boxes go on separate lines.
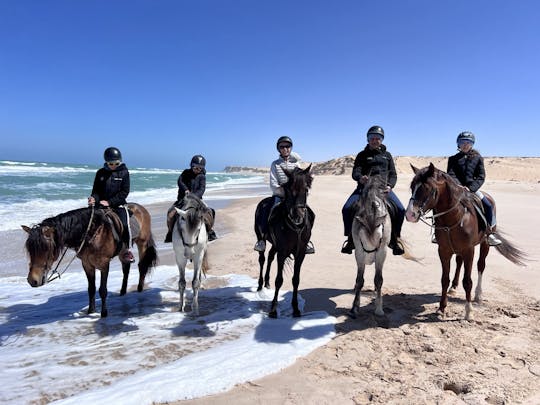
top-left (27, 276), bottom-right (39, 287)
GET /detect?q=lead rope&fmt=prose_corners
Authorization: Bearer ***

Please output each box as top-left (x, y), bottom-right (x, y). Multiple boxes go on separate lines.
top-left (48, 207), bottom-right (95, 282)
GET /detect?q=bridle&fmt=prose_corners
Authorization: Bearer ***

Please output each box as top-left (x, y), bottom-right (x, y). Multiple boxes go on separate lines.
top-left (177, 208), bottom-right (203, 249)
top-left (47, 207), bottom-right (96, 282)
top-left (355, 197), bottom-right (387, 254)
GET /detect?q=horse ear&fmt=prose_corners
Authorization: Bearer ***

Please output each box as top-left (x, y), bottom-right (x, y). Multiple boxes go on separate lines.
top-left (302, 163), bottom-right (312, 173)
top-left (410, 164), bottom-right (419, 174)
top-left (427, 163), bottom-right (435, 176)
top-left (22, 225), bottom-right (31, 233)
top-left (42, 226), bottom-right (54, 239)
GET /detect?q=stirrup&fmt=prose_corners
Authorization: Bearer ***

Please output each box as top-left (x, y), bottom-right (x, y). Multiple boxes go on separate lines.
top-left (487, 233), bottom-right (502, 246)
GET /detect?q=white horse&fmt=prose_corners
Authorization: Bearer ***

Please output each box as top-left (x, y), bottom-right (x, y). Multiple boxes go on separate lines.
top-left (172, 194), bottom-right (209, 316)
top-left (349, 180), bottom-right (391, 318)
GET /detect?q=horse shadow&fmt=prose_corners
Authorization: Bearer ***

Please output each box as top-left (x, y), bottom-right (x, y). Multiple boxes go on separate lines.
top-left (0, 287), bottom-right (168, 342)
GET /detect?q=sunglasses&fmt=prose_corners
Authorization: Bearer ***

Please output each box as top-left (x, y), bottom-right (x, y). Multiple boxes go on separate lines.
top-left (278, 144), bottom-right (292, 149)
top-left (107, 161), bottom-right (121, 166)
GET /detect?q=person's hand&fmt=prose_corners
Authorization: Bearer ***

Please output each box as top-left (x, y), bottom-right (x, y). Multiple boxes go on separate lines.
top-left (185, 190), bottom-right (190, 195)
top-left (385, 185), bottom-right (392, 193)
top-left (100, 200), bottom-right (110, 207)
top-left (88, 196), bottom-right (95, 206)
top-left (359, 175), bottom-right (369, 185)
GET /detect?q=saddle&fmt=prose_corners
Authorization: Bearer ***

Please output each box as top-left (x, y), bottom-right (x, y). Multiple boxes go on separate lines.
top-left (102, 208), bottom-right (137, 256)
top-left (469, 193), bottom-right (488, 232)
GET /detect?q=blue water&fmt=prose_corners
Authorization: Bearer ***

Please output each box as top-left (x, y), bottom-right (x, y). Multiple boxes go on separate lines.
top-left (0, 160), bottom-right (267, 232)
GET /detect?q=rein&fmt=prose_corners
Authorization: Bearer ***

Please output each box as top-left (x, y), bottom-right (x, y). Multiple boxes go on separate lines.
top-left (48, 207), bottom-right (95, 282)
top-left (357, 223), bottom-right (386, 253)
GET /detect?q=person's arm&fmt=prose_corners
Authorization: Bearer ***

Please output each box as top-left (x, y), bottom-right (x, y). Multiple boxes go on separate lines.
top-left (469, 155), bottom-right (486, 192)
top-left (386, 152), bottom-right (397, 188)
top-left (108, 170), bottom-right (130, 206)
top-left (270, 161), bottom-right (284, 196)
top-left (446, 156), bottom-right (459, 182)
top-left (351, 152), bottom-right (363, 182)
top-left (88, 171), bottom-right (101, 205)
top-left (193, 174), bottom-right (206, 198)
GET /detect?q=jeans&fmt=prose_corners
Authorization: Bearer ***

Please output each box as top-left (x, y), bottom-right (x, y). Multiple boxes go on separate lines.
top-left (342, 188), bottom-right (405, 237)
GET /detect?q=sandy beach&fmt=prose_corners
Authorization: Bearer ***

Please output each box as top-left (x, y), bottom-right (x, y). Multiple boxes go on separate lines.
top-left (163, 157), bottom-right (540, 404)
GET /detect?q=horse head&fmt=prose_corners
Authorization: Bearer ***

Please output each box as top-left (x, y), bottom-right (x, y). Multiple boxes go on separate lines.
top-left (22, 224), bottom-right (61, 287)
top-left (354, 179), bottom-right (388, 236)
top-left (406, 163), bottom-right (451, 222)
top-left (283, 164), bottom-right (313, 226)
top-left (175, 195), bottom-right (206, 260)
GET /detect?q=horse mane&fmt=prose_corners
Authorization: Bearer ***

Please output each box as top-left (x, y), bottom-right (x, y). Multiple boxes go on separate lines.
top-left (26, 207), bottom-right (109, 258)
top-left (410, 164), bottom-right (476, 209)
top-left (354, 178), bottom-right (386, 234)
top-left (182, 194), bottom-right (205, 230)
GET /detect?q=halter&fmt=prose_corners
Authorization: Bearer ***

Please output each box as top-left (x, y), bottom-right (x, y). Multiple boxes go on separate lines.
top-left (357, 222), bottom-right (386, 253)
top-left (48, 206), bottom-right (95, 282)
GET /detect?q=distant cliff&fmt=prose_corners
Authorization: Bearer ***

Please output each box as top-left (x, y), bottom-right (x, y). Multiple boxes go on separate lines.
top-left (224, 156), bottom-right (540, 181)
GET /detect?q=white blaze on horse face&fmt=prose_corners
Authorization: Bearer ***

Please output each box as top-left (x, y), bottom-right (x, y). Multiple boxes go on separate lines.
top-left (405, 184), bottom-right (421, 222)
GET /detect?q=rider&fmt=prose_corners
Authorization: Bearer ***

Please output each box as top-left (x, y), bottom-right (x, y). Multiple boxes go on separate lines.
top-left (164, 154), bottom-right (217, 243)
top-left (88, 147), bottom-right (134, 263)
top-left (446, 131), bottom-right (502, 246)
top-left (253, 136), bottom-right (315, 254)
top-left (341, 125), bottom-right (405, 255)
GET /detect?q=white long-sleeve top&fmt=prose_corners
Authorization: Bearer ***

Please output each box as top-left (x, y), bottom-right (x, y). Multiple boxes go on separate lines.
top-left (269, 151), bottom-right (302, 197)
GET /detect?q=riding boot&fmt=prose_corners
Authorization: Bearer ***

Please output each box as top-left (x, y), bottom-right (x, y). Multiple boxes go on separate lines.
top-left (164, 208), bottom-right (177, 243)
top-left (341, 235), bottom-right (354, 254)
top-left (388, 235), bottom-right (405, 255)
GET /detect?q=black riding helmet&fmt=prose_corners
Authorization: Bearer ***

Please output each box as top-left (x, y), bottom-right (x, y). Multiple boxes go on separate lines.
top-left (276, 136), bottom-right (293, 151)
top-left (366, 125), bottom-right (384, 140)
top-left (457, 131), bottom-right (475, 144)
top-left (104, 147), bottom-right (122, 162)
top-left (190, 154), bottom-right (206, 169)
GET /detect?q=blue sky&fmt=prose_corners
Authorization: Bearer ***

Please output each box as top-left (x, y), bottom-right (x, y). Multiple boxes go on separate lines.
top-left (1, 1), bottom-right (539, 170)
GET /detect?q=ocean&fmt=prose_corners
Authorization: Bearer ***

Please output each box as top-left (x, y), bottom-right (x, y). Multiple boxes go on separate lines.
top-left (0, 160), bottom-right (268, 276)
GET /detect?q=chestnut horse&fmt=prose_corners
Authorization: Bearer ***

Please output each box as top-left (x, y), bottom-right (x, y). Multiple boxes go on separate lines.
top-left (22, 203), bottom-right (158, 317)
top-left (255, 165), bottom-right (315, 318)
top-left (405, 163), bottom-right (527, 320)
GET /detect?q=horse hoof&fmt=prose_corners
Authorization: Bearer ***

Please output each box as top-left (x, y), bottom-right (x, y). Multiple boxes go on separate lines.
top-left (448, 288), bottom-right (457, 296)
top-left (120, 290), bottom-right (126, 296)
top-left (137, 285), bottom-right (143, 293)
top-left (348, 310), bottom-right (358, 319)
top-left (375, 309), bottom-right (385, 317)
top-left (101, 310), bottom-right (108, 318)
top-left (293, 310), bottom-right (301, 318)
top-left (269, 311), bottom-right (278, 319)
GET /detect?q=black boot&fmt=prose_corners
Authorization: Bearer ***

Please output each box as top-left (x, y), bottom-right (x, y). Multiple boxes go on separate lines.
top-left (341, 235), bottom-right (354, 254)
top-left (208, 229), bottom-right (218, 241)
top-left (388, 237), bottom-right (405, 255)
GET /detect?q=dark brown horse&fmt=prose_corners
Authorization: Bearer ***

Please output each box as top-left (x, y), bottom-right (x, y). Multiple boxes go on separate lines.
top-left (22, 203), bottom-right (158, 317)
top-left (405, 163), bottom-right (527, 320)
top-left (255, 165), bottom-right (315, 318)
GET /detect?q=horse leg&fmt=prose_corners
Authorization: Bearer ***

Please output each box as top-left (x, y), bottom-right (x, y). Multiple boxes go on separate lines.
top-left (437, 249), bottom-right (452, 317)
top-left (349, 254), bottom-right (365, 319)
top-left (291, 253), bottom-right (305, 318)
top-left (461, 249), bottom-right (475, 321)
top-left (120, 262), bottom-right (130, 296)
top-left (83, 265), bottom-right (97, 315)
top-left (98, 266), bottom-right (110, 317)
top-left (269, 253), bottom-right (286, 318)
top-left (257, 251), bottom-right (266, 291)
top-left (475, 241), bottom-right (489, 303)
top-left (265, 246), bottom-right (276, 289)
top-left (374, 252), bottom-right (385, 316)
top-left (177, 257), bottom-right (187, 312)
top-left (449, 255), bottom-right (462, 296)
top-left (191, 251), bottom-right (204, 316)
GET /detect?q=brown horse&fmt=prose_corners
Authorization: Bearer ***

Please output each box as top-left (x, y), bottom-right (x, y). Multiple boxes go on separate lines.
top-left (22, 203), bottom-right (158, 317)
top-left (405, 163), bottom-right (527, 320)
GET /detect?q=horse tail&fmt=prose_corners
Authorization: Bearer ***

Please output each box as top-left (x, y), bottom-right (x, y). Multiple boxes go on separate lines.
top-left (140, 234), bottom-right (159, 275)
top-left (201, 250), bottom-right (209, 277)
top-left (494, 230), bottom-right (528, 267)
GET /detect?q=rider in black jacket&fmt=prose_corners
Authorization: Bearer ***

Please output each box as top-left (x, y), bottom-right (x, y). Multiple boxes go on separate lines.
top-left (447, 131), bottom-right (502, 246)
top-left (88, 147), bottom-right (134, 262)
top-left (164, 155), bottom-right (217, 243)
